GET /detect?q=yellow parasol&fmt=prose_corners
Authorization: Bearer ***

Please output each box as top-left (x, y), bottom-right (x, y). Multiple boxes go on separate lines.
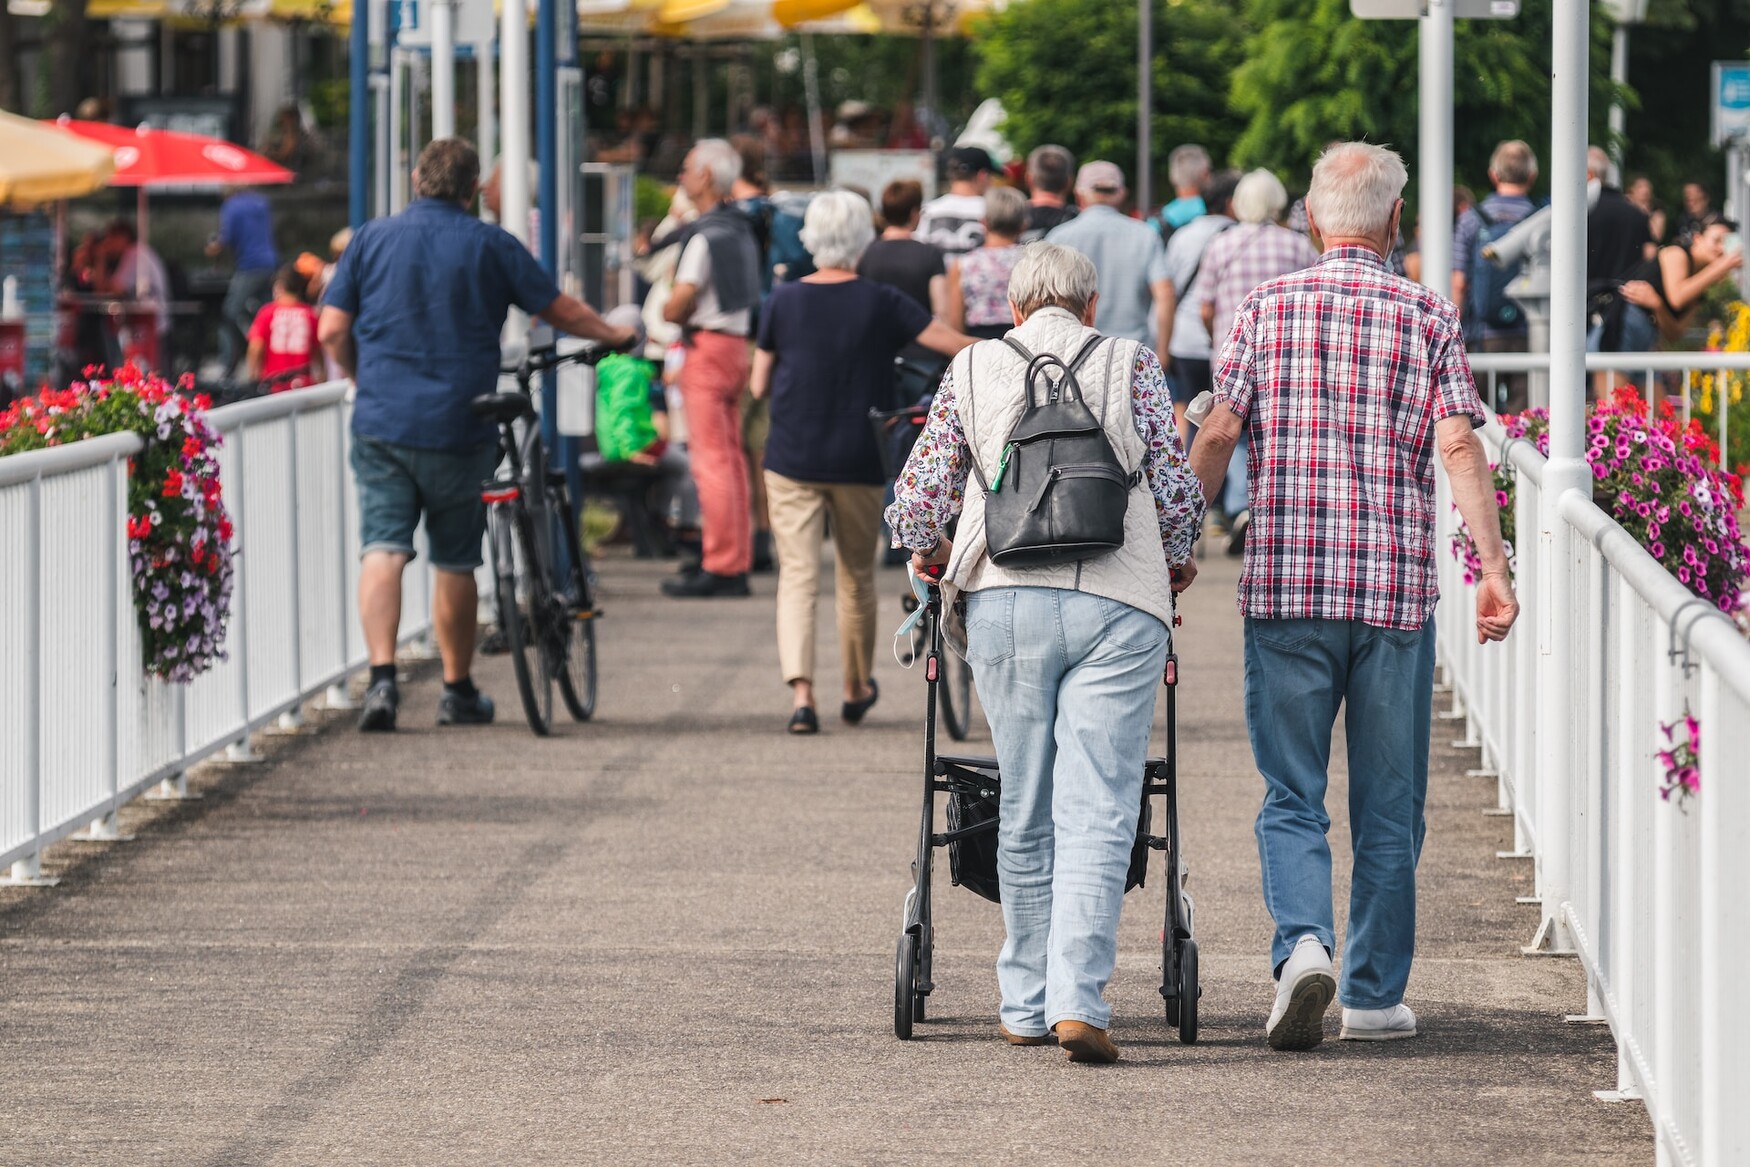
top-left (0, 109), bottom-right (117, 208)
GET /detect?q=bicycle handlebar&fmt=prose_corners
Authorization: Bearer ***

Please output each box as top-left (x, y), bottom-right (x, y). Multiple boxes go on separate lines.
top-left (500, 336), bottom-right (636, 378)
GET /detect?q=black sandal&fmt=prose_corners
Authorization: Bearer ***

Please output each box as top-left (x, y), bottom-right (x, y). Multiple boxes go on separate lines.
top-left (787, 706), bottom-right (819, 734)
top-left (841, 678), bottom-right (879, 725)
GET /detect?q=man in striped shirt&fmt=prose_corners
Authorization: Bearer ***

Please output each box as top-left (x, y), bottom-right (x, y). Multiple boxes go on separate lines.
top-left (1190, 142), bottom-right (1519, 1052)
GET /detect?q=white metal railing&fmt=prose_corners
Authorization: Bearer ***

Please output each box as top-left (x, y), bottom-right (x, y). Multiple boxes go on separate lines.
top-left (1435, 388), bottom-right (1750, 1166)
top-left (1469, 351), bottom-right (1750, 464)
top-left (0, 381), bottom-right (433, 884)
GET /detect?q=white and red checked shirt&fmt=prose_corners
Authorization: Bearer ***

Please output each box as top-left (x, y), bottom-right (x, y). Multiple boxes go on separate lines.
top-left (1211, 245), bottom-right (1486, 630)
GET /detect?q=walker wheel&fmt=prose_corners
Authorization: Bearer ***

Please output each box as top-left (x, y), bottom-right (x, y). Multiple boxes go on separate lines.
top-left (1177, 938), bottom-right (1200, 1045)
top-left (894, 933), bottom-right (918, 1040)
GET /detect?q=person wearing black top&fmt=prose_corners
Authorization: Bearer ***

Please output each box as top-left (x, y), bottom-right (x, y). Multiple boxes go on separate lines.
top-left (1586, 146), bottom-right (1656, 353)
top-left (752, 191), bottom-right (972, 735)
top-left (857, 179), bottom-right (948, 375)
top-left (1613, 219), bottom-right (1744, 349)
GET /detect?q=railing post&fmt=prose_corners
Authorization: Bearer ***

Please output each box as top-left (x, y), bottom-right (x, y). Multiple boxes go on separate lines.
top-left (1698, 668), bottom-right (1750, 1165)
top-left (226, 422), bottom-right (260, 763)
top-left (4, 476), bottom-right (57, 886)
top-left (278, 412), bottom-right (305, 734)
top-left (76, 454), bottom-right (132, 843)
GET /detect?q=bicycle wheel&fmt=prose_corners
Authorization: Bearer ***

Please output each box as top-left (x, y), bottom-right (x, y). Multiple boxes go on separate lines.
top-left (939, 647), bottom-right (974, 741)
top-left (493, 502), bottom-right (553, 735)
top-left (553, 496), bottom-right (599, 722)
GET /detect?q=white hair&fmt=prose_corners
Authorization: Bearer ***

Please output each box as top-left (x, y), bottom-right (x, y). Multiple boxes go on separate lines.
top-left (689, 138), bottom-right (742, 197)
top-left (1168, 144), bottom-right (1211, 190)
top-left (800, 189), bottom-right (876, 270)
top-left (1231, 168), bottom-right (1289, 225)
top-left (1006, 242), bottom-right (1098, 318)
top-left (1305, 144), bottom-right (1407, 238)
top-left (1587, 145), bottom-right (1618, 186)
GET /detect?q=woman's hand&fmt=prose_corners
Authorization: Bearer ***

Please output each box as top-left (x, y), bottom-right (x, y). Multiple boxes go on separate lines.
top-left (1170, 559), bottom-right (1197, 593)
top-left (1619, 279), bottom-right (1661, 310)
top-left (910, 537), bottom-right (953, 575)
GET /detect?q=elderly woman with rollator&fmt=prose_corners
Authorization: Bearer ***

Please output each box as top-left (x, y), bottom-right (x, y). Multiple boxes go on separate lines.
top-left (887, 243), bottom-right (1204, 1063)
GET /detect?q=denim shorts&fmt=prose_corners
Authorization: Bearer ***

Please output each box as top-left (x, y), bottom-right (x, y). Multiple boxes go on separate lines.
top-left (350, 433), bottom-right (501, 572)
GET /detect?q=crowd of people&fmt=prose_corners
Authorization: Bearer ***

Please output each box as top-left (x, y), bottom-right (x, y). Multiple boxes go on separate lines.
top-left (311, 124), bottom-right (1535, 1065)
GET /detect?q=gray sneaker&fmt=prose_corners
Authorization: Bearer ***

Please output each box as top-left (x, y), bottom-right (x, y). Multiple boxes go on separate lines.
top-left (436, 689), bottom-right (496, 726)
top-left (357, 679), bottom-right (399, 732)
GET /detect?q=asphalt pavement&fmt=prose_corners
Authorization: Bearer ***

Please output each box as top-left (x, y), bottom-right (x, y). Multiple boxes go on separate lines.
top-left (0, 548), bottom-right (1653, 1165)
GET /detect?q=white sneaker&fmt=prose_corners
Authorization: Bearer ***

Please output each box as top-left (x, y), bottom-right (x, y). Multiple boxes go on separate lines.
top-left (1265, 934), bottom-right (1336, 1051)
top-left (1339, 1003), bottom-right (1418, 1041)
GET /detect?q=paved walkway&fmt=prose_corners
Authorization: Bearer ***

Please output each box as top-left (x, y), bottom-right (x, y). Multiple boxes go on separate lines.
top-left (0, 551), bottom-right (1651, 1165)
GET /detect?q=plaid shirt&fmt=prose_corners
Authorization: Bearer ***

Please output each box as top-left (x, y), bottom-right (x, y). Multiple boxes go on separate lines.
top-left (1211, 245), bottom-right (1486, 630)
top-left (1191, 222), bottom-right (1321, 345)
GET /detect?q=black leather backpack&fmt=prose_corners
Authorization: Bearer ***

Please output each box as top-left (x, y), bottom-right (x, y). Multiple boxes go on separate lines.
top-left (971, 335), bottom-right (1139, 568)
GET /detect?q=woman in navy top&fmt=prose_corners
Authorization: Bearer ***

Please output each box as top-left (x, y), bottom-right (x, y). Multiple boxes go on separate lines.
top-left (752, 190), bottom-right (972, 734)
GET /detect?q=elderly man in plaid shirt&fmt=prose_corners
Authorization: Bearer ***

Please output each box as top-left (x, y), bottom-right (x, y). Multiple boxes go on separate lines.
top-left (1190, 143), bottom-right (1519, 1052)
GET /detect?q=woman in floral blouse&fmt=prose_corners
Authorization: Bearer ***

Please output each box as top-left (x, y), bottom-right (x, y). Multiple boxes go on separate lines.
top-left (885, 243), bottom-right (1202, 1064)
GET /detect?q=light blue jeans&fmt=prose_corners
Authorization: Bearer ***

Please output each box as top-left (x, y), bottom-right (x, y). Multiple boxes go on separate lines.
top-left (1244, 616), bottom-right (1436, 1010)
top-left (964, 586), bottom-right (1169, 1035)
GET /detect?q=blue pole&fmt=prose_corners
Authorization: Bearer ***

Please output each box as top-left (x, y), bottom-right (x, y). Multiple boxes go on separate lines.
top-left (348, 0), bottom-right (370, 227)
top-left (536, 0), bottom-right (558, 276)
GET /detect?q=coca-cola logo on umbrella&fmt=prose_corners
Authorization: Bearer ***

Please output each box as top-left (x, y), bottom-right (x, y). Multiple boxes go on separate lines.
top-left (201, 143), bottom-right (250, 172)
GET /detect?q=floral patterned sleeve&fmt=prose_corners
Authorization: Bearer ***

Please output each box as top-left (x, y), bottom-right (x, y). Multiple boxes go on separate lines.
top-left (1130, 348), bottom-right (1206, 566)
top-left (884, 366), bottom-right (971, 552)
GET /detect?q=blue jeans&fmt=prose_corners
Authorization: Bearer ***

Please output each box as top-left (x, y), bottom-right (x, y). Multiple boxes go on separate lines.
top-left (1244, 616), bottom-right (1436, 1010)
top-left (964, 587), bottom-right (1169, 1035)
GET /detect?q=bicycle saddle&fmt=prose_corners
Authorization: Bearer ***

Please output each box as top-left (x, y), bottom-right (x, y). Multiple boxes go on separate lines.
top-left (470, 393), bottom-right (535, 423)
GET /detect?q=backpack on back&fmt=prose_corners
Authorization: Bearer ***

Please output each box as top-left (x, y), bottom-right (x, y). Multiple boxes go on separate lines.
top-left (972, 336), bottom-right (1138, 568)
top-left (767, 191), bottom-right (817, 286)
top-left (1466, 204), bottom-right (1530, 338)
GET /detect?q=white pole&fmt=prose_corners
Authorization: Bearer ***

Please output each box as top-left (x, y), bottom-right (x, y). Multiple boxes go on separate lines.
top-left (1608, 23), bottom-right (1628, 160)
top-left (1418, 0), bottom-right (1454, 302)
top-left (431, 0), bottom-right (455, 141)
top-left (390, 49), bottom-right (408, 213)
top-left (1137, 0), bottom-right (1152, 214)
top-left (477, 35), bottom-right (497, 180)
top-left (1532, 0), bottom-right (1592, 956)
top-left (500, 0), bottom-right (531, 246)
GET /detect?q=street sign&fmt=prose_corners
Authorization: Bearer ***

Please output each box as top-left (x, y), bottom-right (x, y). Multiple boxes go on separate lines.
top-left (396, 0), bottom-right (495, 47)
top-left (1351, 0), bottom-right (1519, 17)
top-left (1712, 61), bottom-right (1750, 147)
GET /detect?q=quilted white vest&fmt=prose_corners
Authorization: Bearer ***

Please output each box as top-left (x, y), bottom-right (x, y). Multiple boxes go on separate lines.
top-left (944, 307), bottom-right (1176, 630)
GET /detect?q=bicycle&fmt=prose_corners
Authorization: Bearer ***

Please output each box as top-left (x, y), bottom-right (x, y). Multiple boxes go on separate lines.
top-left (472, 340), bottom-right (616, 735)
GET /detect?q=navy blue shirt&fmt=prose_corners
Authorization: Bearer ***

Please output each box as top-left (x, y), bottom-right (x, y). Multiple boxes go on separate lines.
top-left (218, 191), bottom-right (278, 272)
top-left (324, 199), bottom-right (561, 452)
top-left (756, 278), bottom-right (932, 485)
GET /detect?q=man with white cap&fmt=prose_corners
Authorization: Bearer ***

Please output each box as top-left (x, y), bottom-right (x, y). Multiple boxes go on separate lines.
top-left (1045, 160), bottom-right (1172, 357)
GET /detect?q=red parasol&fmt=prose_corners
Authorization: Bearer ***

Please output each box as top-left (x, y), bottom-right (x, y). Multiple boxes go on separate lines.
top-left (47, 119), bottom-right (294, 303)
top-left (46, 119), bottom-right (294, 187)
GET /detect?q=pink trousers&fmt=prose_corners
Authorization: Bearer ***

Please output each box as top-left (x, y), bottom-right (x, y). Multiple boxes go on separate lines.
top-left (680, 331), bottom-right (753, 576)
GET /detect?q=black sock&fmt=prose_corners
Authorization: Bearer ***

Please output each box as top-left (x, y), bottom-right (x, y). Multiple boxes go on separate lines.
top-left (370, 664), bottom-right (397, 686)
top-left (444, 676), bottom-right (478, 699)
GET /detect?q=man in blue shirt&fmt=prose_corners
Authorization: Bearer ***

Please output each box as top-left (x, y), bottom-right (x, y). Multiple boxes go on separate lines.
top-left (208, 186), bottom-right (280, 378)
top-left (318, 137), bottom-right (636, 732)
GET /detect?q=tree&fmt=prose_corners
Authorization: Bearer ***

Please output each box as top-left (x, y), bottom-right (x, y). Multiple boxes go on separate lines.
top-left (0, 1), bottom-right (18, 114)
top-left (973, 0), bottom-right (1249, 195)
top-left (1230, 0), bottom-right (1622, 203)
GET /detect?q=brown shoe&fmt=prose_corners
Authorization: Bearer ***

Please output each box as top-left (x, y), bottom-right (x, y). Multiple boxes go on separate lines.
top-left (1053, 1020), bottom-right (1120, 1063)
top-left (999, 1023), bottom-right (1054, 1046)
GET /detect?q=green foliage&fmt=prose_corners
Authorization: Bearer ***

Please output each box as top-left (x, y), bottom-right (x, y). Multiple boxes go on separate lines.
top-left (972, 0), bottom-right (1248, 192)
top-left (635, 175), bottom-right (672, 226)
top-left (1230, 0), bottom-right (1623, 203)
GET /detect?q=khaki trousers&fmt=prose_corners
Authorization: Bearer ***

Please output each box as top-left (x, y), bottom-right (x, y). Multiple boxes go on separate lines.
top-left (765, 471), bottom-right (885, 689)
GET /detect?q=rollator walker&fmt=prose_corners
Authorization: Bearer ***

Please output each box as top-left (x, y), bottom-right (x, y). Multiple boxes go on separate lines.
top-left (892, 565), bottom-right (1202, 1043)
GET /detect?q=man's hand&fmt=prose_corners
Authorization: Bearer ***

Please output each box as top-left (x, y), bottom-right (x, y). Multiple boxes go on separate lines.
top-left (910, 537), bottom-right (953, 575)
top-left (1170, 559), bottom-right (1197, 593)
top-left (1475, 570), bottom-right (1519, 644)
